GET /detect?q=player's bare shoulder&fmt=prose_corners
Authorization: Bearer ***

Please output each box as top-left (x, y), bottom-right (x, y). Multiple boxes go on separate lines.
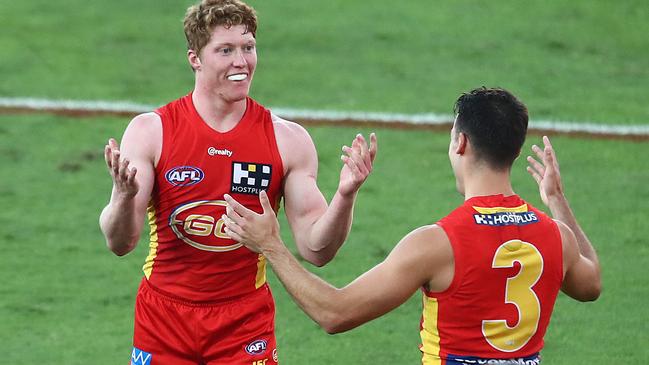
top-left (126, 112), bottom-right (162, 135)
top-left (271, 113), bottom-right (311, 143)
top-left (122, 112), bottom-right (163, 165)
top-left (389, 224), bottom-right (454, 292)
top-left (404, 225), bottom-right (452, 256)
top-left (271, 113), bottom-right (317, 173)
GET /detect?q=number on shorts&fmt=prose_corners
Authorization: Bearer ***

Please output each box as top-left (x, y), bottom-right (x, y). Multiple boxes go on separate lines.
top-left (482, 240), bottom-right (543, 352)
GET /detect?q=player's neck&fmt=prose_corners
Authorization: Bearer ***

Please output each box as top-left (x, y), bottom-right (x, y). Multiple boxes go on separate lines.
top-left (192, 88), bottom-right (247, 133)
top-left (462, 167), bottom-right (515, 200)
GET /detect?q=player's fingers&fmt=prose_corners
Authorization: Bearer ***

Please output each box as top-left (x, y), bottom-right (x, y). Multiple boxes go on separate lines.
top-left (526, 166), bottom-right (542, 185)
top-left (259, 190), bottom-right (274, 216)
top-left (531, 144), bottom-right (544, 161)
top-left (544, 146), bottom-right (561, 178)
top-left (119, 159), bottom-right (131, 181)
top-left (222, 219), bottom-right (244, 242)
top-left (357, 133), bottom-right (368, 157)
top-left (356, 134), bottom-right (373, 171)
top-left (105, 145), bottom-right (113, 169)
top-left (543, 136), bottom-right (560, 170)
top-left (343, 145), bottom-right (369, 176)
top-left (369, 132), bottom-right (378, 162)
top-left (108, 138), bottom-right (119, 151)
top-left (111, 151), bottom-right (121, 178)
top-left (543, 135), bottom-right (553, 150)
top-left (350, 137), bottom-right (363, 161)
top-left (224, 201), bottom-right (245, 225)
top-left (342, 155), bottom-right (363, 180)
top-left (526, 155), bottom-right (545, 176)
top-left (224, 194), bottom-right (254, 218)
top-left (127, 166), bottom-right (138, 186)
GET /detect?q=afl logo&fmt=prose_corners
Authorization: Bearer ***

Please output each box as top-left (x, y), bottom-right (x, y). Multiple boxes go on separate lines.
top-left (165, 166), bottom-right (204, 186)
top-left (245, 339), bottom-right (268, 355)
top-left (169, 200), bottom-right (242, 252)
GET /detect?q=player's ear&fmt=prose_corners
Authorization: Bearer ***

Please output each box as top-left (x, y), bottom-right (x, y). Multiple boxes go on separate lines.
top-left (188, 49), bottom-right (201, 71)
top-left (456, 132), bottom-right (468, 155)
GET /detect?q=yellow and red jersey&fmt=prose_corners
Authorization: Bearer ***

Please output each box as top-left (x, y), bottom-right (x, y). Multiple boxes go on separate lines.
top-left (420, 194), bottom-right (563, 363)
top-left (143, 93), bottom-right (284, 302)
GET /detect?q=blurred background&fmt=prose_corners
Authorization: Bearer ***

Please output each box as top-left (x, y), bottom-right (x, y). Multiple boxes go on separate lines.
top-left (1, 0), bottom-right (647, 363)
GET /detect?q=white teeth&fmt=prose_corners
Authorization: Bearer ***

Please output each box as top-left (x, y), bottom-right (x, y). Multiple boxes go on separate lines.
top-left (227, 74), bottom-right (247, 81)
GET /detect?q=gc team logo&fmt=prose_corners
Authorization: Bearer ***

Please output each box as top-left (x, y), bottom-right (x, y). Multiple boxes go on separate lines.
top-left (169, 200), bottom-right (242, 252)
top-left (245, 339), bottom-right (268, 355)
top-left (165, 166), bottom-right (204, 187)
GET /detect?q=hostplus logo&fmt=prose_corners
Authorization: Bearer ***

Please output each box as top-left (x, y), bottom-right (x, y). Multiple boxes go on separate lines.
top-left (231, 162), bottom-right (272, 195)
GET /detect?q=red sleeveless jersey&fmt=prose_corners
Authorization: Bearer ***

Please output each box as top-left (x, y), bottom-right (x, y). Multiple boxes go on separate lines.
top-left (420, 194), bottom-right (563, 362)
top-left (143, 93), bottom-right (284, 301)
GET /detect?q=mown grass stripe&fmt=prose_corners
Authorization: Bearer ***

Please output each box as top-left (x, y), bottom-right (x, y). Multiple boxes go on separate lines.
top-left (1, 97), bottom-right (648, 138)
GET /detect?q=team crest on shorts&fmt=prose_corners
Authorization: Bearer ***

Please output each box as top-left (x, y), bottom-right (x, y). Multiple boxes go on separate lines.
top-left (130, 347), bottom-right (152, 365)
top-left (231, 162), bottom-right (272, 195)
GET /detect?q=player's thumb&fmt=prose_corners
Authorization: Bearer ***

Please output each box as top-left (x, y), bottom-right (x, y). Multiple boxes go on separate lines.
top-left (259, 190), bottom-right (272, 214)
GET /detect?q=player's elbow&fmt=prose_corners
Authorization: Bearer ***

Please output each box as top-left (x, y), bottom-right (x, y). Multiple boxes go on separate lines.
top-left (316, 307), bottom-right (358, 334)
top-left (580, 281), bottom-right (602, 302)
top-left (300, 249), bottom-right (335, 267)
top-left (107, 240), bottom-right (137, 256)
top-left (104, 235), bottom-right (139, 256)
top-left (309, 255), bottom-right (333, 268)
top-left (320, 315), bottom-right (353, 335)
top-left (565, 278), bottom-right (602, 302)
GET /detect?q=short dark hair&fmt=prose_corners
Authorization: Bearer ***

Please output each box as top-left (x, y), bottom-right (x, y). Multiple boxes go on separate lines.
top-left (453, 87), bottom-right (528, 170)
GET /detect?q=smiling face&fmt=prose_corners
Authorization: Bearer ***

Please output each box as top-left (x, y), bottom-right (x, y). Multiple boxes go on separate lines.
top-left (188, 24), bottom-right (257, 103)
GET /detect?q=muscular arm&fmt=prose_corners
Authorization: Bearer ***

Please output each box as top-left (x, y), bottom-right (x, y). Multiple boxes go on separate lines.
top-left (274, 117), bottom-right (377, 266)
top-left (526, 136), bottom-right (601, 301)
top-left (556, 220), bottom-right (601, 301)
top-left (99, 113), bottom-right (161, 256)
top-left (222, 192), bottom-right (451, 334)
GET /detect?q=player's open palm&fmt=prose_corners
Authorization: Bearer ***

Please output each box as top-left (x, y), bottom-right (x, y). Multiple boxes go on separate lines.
top-left (104, 138), bottom-right (139, 199)
top-left (526, 136), bottom-right (564, 206)
top-left (223, 191), bottom-right (281, 254)
top-left (338, 133), bottom-right (378, 197)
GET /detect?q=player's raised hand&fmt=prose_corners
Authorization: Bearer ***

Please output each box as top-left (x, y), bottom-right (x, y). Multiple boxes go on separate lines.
top-left (104, 138), bottom-right (139, 198)
top-left (222, 191), bottom-right (282, 253)
top-left (338, 133), bottom-right (378, 197)
top-left (526, 136), bottom-right (565, 206)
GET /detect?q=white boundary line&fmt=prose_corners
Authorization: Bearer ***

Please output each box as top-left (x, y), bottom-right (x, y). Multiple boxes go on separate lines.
top-left (2, 97), bottom-right (648, 136)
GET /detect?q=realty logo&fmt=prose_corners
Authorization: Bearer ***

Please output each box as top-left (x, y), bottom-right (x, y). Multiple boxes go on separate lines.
top-left (231, 162), bottom-right (272, 195)
top-left (208, 147), bottom-right (233, 157)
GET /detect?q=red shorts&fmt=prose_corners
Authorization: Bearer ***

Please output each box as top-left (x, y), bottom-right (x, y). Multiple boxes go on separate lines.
top-left (131, 278), bottom-right (279, 365)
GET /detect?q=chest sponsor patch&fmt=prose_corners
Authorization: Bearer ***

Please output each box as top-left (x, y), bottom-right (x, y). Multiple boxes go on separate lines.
top-left (231, 161), bottom-right (272, 195)
top-left (473, 211), bottom-right (538, 226)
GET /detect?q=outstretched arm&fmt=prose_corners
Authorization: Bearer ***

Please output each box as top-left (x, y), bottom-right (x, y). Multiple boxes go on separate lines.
top-left (99, 113), bottom-right (160, 256)
top-left (526, 136), bottom-right (601, 301)
top-left (275, 118), bottom-right (377, 266)
top-left (222, 192), bottom-right (447, 334)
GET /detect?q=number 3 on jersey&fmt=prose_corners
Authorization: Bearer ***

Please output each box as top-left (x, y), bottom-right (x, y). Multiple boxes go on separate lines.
top-left (482, 240), bottom-right (544, 352)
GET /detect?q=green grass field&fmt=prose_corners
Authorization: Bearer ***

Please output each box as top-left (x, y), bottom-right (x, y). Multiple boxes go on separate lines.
top-left (1, 0), bottom-right (648, 364)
